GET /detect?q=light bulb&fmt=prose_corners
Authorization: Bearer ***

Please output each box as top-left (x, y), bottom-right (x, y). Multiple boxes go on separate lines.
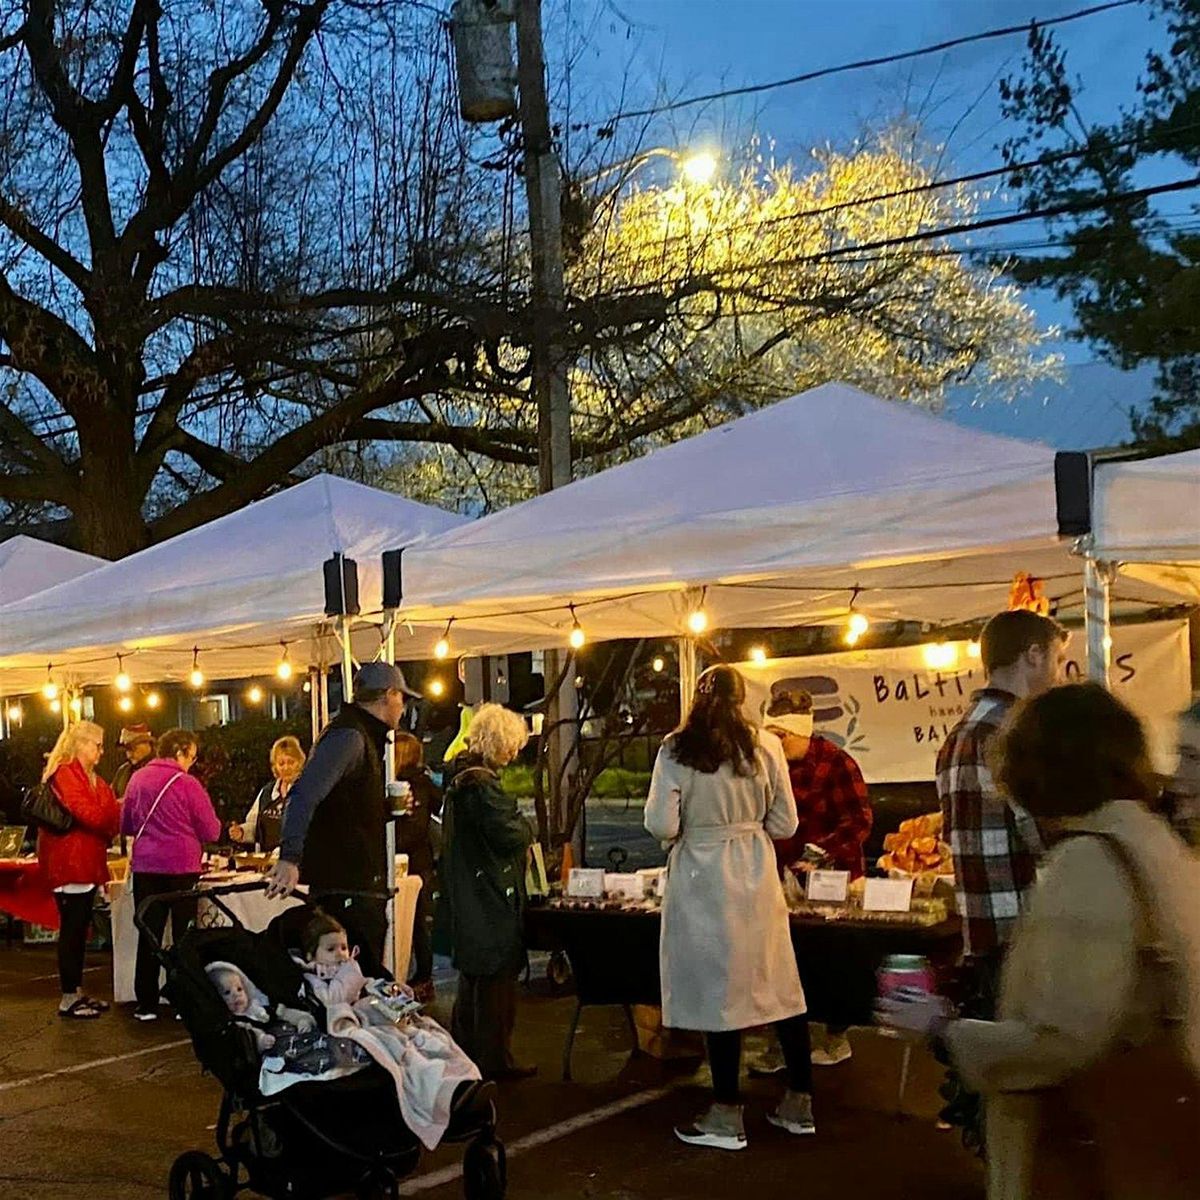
top-left (42, 680), bottom-right (59, 701)
top-left (50, 698), bottom-right (62, 714)
top-left (429, 679), bottom-right (445, 698)
top-left (652, 656), bottom-right (665, 673)
top-left (69, 697), bottom-right (83, 716)
top-left (276, 659), bottom-right (294, 681)
top-left (749, 646), bottom-right (768, 664)
top-left (923, 642), bottom-right (959, 670)
top-left (115, 670), bottom-right (132, 693)
top-left (247, 685), bottom-right (264, 704)
top-left (687, 609), bottom-right (709, 635)
top-left (844, 629), bottom-right (862, 647)
top-left (146, 691), bottom-right (161, 709)
top-left (681, 151), bottom-right (718, 186)
top-left (117, 695), bottom-right (133, 713)
top-left (434, 637), bottom-right (450, 661)
top-left (848, 613), bottom-right (869, 637)
top-left (189, 668), bottom-right (205, 688)
top-left (967, 641), bottom-right (981, 660)
top-left (302, 680), bottom-right (312, 694)
top-left (6, 704), bottom-right (22, 722)
top-left (569, 624), bottom-right (586, 650)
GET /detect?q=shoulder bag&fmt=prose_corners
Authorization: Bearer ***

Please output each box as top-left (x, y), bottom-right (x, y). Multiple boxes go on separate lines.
top-left (21, 779), bottom-right (74, 834)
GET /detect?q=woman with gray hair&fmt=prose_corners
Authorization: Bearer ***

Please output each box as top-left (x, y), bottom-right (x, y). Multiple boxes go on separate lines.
top-left (440, 703), bottom-right (534, 1080)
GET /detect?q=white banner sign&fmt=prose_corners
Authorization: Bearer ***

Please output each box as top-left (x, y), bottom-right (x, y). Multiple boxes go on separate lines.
top-left (738, 621), bottom-right (1191, 782)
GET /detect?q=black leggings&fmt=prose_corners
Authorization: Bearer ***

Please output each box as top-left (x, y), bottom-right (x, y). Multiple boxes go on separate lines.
top-left (706, 1014), bottom-right (813, 1104)
top-left (53, 888), bottom-right (96, 994)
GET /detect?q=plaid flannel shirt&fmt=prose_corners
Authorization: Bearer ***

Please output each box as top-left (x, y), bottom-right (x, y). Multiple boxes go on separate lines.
top-left (773, 736), bottom-right (873, 878)
top-left (936, 688), bottom-right (1042, 959)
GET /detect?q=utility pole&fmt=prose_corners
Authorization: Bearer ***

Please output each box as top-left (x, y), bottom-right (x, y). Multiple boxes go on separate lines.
top-left (514, 0), bottom-right (578, 848)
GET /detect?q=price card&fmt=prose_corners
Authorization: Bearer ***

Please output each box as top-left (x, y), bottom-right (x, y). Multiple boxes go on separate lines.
top-left (806, 869), bottom-right (850, 903)
top-left (863, 877), bottom-right (915, 913)
top-left (566, 868), bottom-right (605, 898)
top-left (604, 872), bottom-right (645, 900)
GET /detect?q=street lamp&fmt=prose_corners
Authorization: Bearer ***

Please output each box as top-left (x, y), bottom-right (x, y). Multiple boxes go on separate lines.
top-left (680, 151), bottom-right (718, 186)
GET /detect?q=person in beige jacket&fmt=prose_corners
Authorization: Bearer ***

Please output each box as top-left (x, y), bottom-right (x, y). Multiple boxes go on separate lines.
top-left (646, 664), bottom-right (813, 1152)
top-left (880, 683), bottom-right (1200, 1200)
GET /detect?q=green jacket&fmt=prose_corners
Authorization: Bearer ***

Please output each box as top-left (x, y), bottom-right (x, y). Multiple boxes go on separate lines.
top-left (441, 759), bottom-right (532, 977)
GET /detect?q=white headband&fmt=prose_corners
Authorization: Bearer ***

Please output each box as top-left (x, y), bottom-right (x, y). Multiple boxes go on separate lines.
top-left (767, 712), bottom-right (813, 737)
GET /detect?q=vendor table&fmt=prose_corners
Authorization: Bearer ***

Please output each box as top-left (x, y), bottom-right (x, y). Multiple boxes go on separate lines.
top-left (524, 905), bottom-right (961, 1080)
top-left (0, 858), bottom-right (58, 930)
top-left (111, 870), bottom-right (424, 1004)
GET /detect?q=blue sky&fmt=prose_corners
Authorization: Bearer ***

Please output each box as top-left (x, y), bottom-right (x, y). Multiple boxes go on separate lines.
top-left (559, 0), bottom-right (1178, 361)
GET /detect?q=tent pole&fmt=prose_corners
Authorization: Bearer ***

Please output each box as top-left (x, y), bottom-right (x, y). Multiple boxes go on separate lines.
top-left (1084, 555), bottom-right (1115, 685)
top-left (339, 616), bottom-right (355, 705)
top-left (308, 667), bottom-right (321, 745)
top-left (678, 637), bottom-right (697, 719)
top-left (381, 613), bottom-right (398, 976)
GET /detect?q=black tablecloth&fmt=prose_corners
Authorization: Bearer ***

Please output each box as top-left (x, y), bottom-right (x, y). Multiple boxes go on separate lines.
top-left (524, 905), bottom-right (962, 1027)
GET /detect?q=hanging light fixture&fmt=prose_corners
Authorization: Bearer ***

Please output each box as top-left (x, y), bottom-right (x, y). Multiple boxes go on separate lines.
top-left (429, 678), bottom-right (446, 698)
top-left (146, 691), bottom-right (162, 710)
top-left (568, 605), bottom-right (586, 650)
top-left (6, 703), bottom-right (22, 723)
top-left (749, 645), bottom-right (768, 664)
top-left (967, 640), bottom-right (982, 660)
top-left (114, 654), bottom-right (132, 693)
top-left (188, 647), bottom-right (205, 689)
top-left (69, 695), bottom-right (83, 716)
top-left (652, 656), bottom-right (665, 673)
top-left (50, 697), bottom-right (63, 715)
top-left (923, 642), bottom-right (959, 670)
top-left (434, 619), bottom-right (453, 661)
top-left (42, 665), bottom-right (58, 701)
top-left (117, 695), bottom-right (134, 713)
top-left (276, 644), bottom-right (294, 681)
top-left (246, 685), bottom-right (264, 704)
top-left (844, 587), bottom-right (869, 646)
top-left (686, 587), bottom-right (709, 635)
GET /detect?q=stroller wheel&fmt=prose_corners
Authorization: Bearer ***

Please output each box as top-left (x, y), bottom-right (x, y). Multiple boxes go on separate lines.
top-left (462, 1134), bottom-right (506, 1200)
top-left (168, 1150), bottom-right (231, 1200)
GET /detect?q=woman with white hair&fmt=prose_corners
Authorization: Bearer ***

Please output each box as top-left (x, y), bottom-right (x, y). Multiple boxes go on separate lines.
top-left (36, 721), bottom-right (121, 1019)
top-left (440, 703), bottom-right (534, 1080)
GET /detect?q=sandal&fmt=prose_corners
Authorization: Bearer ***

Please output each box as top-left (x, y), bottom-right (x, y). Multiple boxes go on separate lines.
top-left (59, 998), bottom-right (104, 1020)
top-left (78, 995), bottom-right (110, 1012)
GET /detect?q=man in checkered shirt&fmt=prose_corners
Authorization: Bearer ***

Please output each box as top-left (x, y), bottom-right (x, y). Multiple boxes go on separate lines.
top-left (934, 609), bottom-right (1067, 1146)
top-left (937, 609), bottom-right (1068, 966)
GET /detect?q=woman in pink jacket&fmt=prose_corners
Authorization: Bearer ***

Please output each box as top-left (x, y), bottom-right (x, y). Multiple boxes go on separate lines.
top-left (120, 728), bottom-right (221, 1020)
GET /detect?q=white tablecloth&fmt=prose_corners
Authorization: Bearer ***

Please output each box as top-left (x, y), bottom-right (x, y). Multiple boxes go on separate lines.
top-left (111, 867), bottom-right (422, 1004)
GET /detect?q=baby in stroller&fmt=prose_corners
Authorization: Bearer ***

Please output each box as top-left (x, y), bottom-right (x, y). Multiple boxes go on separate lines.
top-left (206, 961), bottom-right (318, 1052)
top-left (296, 914), bottom-right (482, 1151)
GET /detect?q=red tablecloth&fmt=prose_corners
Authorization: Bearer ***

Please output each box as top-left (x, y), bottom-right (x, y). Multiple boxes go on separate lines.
top-left (0, 859), bottom-right (59, 928)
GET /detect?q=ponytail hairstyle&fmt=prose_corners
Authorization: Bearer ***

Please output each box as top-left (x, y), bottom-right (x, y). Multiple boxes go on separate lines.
top-left (42, 721), bottom-right (105, 783)
top-left (669, 664), bottom-right (758, 776)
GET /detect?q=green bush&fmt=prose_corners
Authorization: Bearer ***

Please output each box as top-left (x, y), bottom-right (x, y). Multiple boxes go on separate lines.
top-left (194, 715), bottom-right (311, 825)
top-left (497, 763), bottom-right (649, 803)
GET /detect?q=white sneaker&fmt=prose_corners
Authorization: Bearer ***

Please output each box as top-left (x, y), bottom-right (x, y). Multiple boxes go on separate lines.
top-left (811, 1035), bottom-right (852, 1066)
top-left (674, 1104), bottom-right (747, 1151)
top-left (133, 1009), bottom-right (158, 1022)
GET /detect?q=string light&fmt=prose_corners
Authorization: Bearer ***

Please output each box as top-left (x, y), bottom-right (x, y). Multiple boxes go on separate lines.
top-left (686, 587), bottom-right (709, 635)
top-left (247, 685), bottom-right (264, 704)
top-left (6, 704), bottom-right (22, 722)
top-left (429, 679), bottom-right (446, 698)
top-left (117, 695), bottom-right (134, 713)
top-left (50, 698), bottom-right (62, 714)
top-left (434, 619), bottom-right (453, 661)
top-left (302, 680), bottom-right (312, 694)
top-left (844, 587), bottom-right (869, 646)
top-left (42, 666), bottom-right (58, 701)
top-left (749, 646), bottom-right (768, 664)
top-left (967, 640), bottom-right (982, 660)
top-left (568, 605), bottom-right (586, 650)
top-left (114, 654), bottom-right (132, 693)
top-left (146, 691), bottom-right (161, 710)
top-left (652, 656), bottom-right (666, 673)
top-left (189, 648), bottom-right (204, 689)
top-left (276, 644), bottom-right (294, 681)
top-left (69, 696), bottom-right (83, 716)
top-left (923, 642), bottom-right (959, 670)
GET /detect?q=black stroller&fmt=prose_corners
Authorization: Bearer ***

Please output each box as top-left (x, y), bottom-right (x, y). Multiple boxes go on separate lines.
top-left (136, 882), bottom-right (506, 1200)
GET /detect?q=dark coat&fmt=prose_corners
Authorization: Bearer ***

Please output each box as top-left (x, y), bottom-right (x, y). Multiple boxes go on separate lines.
top-left (440, 757), bottom-right (531, 977)
top-left (394, 765), bottom-right (442, 880)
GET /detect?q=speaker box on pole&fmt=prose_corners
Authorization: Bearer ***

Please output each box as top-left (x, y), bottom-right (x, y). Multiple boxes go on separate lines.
top-left (323, 554), bottom-right (360, 617)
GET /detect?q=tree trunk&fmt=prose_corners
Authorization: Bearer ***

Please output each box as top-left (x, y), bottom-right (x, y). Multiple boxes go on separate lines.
top-left (73, 424), bottom-right (150, 559)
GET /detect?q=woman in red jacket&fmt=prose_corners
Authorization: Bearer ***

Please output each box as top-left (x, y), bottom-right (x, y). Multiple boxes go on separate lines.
top-left (37, 721), bottom-right (121, 1019)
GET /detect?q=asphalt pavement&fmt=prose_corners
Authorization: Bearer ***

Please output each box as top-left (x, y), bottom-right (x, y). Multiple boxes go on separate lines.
top-left (0, 933), bottom-right (985, 1200)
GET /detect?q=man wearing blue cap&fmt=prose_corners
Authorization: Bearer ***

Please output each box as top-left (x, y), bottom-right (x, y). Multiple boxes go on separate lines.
top-left (265, 661), bottom-right (419, 975)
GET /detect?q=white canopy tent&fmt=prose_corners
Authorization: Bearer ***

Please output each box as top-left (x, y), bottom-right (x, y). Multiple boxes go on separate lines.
top-left (1092, 448), bottom-right (1200, 600)
top-left (396, 384), bottom-right (1179, 652)
top-left (0, 536), bottom-right (105, 607)
top-left (0, 475), bottom-right (468, 696)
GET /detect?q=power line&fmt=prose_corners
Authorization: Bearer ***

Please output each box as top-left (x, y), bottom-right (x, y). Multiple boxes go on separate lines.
top-left (587, 0), bottom-right (1140, 130)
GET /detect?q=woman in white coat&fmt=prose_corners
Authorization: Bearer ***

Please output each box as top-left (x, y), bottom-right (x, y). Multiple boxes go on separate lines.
top-left (645, 664), bottom-right (814, 1151)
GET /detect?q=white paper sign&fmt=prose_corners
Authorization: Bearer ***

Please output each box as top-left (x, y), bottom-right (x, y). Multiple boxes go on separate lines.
top-left (863, 877), bottom-right (915, 913)
top-left (604, 872), bottom-right (645, 900)
top-left (566, 868), bottom-right (605, 898)
top-left (806, 869), bottom-right (851, 903)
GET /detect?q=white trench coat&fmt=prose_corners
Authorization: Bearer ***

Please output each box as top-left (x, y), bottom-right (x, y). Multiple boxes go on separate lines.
top-left (645, 731), bottom-right (806, 1032)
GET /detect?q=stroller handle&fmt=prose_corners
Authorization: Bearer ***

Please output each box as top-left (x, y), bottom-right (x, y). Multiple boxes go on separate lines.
top-left (132, 878), bottom-right (396, 946)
